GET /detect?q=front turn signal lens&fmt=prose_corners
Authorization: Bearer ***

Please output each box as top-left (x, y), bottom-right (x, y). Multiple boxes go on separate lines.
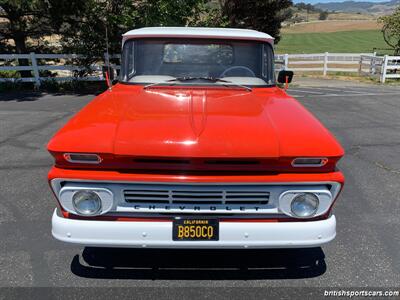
top-left (63, 153), bottom-right (102, 164)
top-left (292, 157), bottom-right (328, 167)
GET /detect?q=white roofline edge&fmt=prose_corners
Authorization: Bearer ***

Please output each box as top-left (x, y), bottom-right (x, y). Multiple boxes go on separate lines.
top-left (122, 27), bottom-right (274, 45)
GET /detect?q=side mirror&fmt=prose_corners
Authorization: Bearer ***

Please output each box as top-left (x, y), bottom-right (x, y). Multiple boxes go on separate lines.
top-left (277, 70), bottom-right (294, 84)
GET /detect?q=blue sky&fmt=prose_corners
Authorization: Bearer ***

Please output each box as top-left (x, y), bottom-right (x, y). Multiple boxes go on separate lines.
top-left (293, 0), bottom-right (388, 3)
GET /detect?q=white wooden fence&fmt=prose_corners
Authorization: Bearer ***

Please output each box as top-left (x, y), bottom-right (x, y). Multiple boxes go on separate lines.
top-left (275, 52), bottom-right (400, 83)
top-left (275, 52), bottom-right (378, 75)
top-left (359, 54), bottom-right (400, 83)
top-left (1, 52), bottom-right (399, 86)
top-left (0, 52), bottom-right (120, 87)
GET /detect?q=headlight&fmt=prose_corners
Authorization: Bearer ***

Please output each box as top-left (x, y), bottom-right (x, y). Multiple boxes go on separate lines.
top-left (72, 191), bottom-right (102, 216)
top-left (290, 193), bottom-right (319, 218)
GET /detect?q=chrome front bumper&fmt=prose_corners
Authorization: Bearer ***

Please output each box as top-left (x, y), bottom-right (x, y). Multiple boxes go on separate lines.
top-left (51, 209), bottom-right (336, 249)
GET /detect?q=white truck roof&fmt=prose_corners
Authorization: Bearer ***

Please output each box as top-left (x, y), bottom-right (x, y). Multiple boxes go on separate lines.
top-left (123, 27), bottom-right (274, 44)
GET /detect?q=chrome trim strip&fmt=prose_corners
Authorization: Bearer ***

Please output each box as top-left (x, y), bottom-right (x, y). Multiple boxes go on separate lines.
top-left (50, 179), bottom-right (342, 217)
top-left (51, 178), bottom-right (341, 194)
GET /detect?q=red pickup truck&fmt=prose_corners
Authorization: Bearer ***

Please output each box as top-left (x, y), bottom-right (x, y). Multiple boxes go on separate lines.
top-left (48, 27), bottom-right (344, 248)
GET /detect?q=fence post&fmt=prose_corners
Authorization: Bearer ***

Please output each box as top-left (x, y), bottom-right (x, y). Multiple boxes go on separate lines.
top-left (380, 55), bottom-right (388, 83)
top-left (358, 55), bottom-right (363, 76)
top-left (30, 52), bottom-right (40, 88)
top-left (323, 52), bottom-right (328, 76)
top-left (371, 56), bottom-right (376, 75)
top-left (283, 54), bottom-right (289, 70)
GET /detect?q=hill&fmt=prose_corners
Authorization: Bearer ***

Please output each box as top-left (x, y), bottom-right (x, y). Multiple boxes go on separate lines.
top-left (280, 3), bottom-right (389, 53)
top-left (314, 0), bottom-right (400, 15)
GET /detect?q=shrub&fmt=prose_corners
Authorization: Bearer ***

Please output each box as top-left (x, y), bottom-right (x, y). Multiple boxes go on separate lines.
top-left (0, 70), bottom-right (20, 78)
top-left (319, 11), bottom-right (329, 21)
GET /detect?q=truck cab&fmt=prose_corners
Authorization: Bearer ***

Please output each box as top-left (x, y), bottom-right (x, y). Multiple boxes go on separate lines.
top-left (48, 27), bottom-right (344, 248)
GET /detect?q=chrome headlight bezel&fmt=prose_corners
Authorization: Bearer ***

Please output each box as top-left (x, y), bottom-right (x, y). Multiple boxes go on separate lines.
top-left (278, 187), bottom-right (335, 219)
top-left (58, 186), bottom-right (114, 216)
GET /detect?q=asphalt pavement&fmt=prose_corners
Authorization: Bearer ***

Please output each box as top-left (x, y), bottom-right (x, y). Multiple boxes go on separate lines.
top-left (0, 80), bottom-right (399, 295)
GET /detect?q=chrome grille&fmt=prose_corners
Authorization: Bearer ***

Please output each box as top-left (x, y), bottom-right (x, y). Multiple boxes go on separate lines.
top-left (123, 185), bottom-right (270, 205)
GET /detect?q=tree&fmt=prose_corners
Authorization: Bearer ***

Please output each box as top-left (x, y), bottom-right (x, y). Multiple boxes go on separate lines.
top-left (59, 0), bottom-right (217, 56)
top-left (319, 11), bottom-right (329, 20)
top-left (219, 0), bottom-right (293, 44)
top-left (379, 6), bottom-right (400, 55)
top-left (0, 0), bottom-right (85, 76)
top-left (59, 0), bottom-right (137, 68)
top-left (135, 0), bottom-right (212, 28)
top-left (187, 1), bottom-right (228, 27)
top-left (58, 0), bottom-right (214, 75)
top-left (294, 2), bottom-right (321, 13)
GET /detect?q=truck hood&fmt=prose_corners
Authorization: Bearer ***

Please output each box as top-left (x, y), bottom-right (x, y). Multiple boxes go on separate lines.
top-left (48, 85), bottom-right (344, 159)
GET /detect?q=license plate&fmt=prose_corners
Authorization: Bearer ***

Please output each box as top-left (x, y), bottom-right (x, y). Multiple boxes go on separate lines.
top-left (172, 218), bottom-right (219, 241)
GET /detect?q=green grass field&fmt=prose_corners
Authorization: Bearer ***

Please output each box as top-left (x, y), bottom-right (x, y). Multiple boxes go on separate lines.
top-left (276, 30), bottom-right (388, 54)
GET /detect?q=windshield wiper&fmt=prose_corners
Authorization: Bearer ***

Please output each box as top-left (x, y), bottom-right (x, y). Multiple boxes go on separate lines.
top-left (143, 78), bottom-right (182, 89)
top-left (143, 76), bottom-right (252, 91)
top-left (210, 77), bottom-right (252, 92)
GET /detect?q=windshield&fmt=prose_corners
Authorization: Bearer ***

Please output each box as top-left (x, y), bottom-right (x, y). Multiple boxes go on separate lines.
top-left (120, 38), bottom-right (275, 86)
